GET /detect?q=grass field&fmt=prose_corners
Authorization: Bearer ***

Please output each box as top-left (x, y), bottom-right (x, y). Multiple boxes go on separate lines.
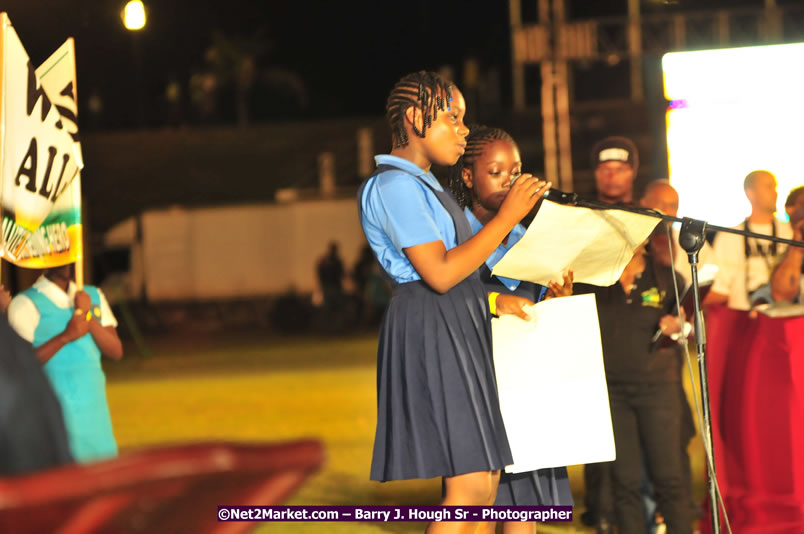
top-left (104, 331), bottom-right (707, 534)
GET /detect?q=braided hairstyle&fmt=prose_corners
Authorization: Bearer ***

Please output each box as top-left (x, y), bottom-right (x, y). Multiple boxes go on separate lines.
top-left (447, 125), bottom-right (517, 209)
top-left (386, 71), bottom-right (454, 148)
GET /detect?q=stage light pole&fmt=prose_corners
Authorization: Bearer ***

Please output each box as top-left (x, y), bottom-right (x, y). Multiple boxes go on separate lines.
top-left (123, 0), bottom-right (146, 127)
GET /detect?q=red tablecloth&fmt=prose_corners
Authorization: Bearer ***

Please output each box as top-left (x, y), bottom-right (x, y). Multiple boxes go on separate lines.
top-left (701, 306), bottom-right (804, 533)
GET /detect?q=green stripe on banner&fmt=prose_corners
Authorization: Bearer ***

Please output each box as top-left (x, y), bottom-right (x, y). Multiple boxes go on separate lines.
top-left (41, 207), bottom-right (81, 227)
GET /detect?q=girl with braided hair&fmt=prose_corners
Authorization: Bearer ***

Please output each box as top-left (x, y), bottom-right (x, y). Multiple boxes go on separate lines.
top-left (448, 125), bottom-right (574, 534)
top-left (358, 71), bottom-right (551, 533)
top-left (448, 125), bottom-right (574, 305)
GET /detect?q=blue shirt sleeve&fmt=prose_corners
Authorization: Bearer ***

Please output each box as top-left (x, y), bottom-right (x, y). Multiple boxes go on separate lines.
top-left (367, 171), bottom-right (446, 250)
top-left (359, 163), bottom-right (458, 284)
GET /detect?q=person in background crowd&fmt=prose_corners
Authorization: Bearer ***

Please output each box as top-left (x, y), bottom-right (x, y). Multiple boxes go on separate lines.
top-left (770, 185), bottom-right (804, 303)
top-left (576, 228), bottom-right (693, 534)
top-left (361, 261), bottom-right (392, 328)
top-left (352, 244), bottom-right (383, 327)
top-left (704, 170), bottom-right (792, 310)
top-left (640, 179), bottom-right (716, 286)
top-left (582, 135), bottom-right (640, 533)
top-left (591, 136), bottom-right (639, 205)
top-left (640, 180), bottom-right (703, 531)
top-left (316, 241), bottom-right (345, 331)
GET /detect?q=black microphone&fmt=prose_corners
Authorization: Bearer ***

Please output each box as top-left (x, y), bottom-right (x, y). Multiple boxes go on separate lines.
top-left (543, 188), bottom-right (579, 206)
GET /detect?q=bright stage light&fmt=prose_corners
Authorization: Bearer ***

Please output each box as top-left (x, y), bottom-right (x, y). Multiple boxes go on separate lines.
top-left (123, 0), bottom-right (146, 31)
top-left (663, 43), bottom-right (804, 226)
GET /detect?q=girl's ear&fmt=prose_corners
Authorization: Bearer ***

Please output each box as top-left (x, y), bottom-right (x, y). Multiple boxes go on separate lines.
top-left (404, 106), bottom-right (424, 135)
top-left (462, 166), bottom-right (473, 190)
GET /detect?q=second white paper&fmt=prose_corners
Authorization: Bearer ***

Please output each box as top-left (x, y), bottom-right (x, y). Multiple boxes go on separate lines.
top-left (492, 293), bottom-right (616, 473)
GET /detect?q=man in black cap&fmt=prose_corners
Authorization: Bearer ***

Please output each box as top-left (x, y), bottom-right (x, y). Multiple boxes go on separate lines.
top-left (579, 137), bottom-right (693, 534)
top-left (581, 136), bottom-right (640, 533)
top-left (592, 136), bottom-right (639, 204)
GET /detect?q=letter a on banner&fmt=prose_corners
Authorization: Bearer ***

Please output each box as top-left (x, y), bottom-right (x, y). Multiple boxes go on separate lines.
top-left (0, 13), bottom-right (83, 267)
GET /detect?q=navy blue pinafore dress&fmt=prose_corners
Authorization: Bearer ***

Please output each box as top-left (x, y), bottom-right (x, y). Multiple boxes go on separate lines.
top-left (359, 165), bottom-right (514, 482)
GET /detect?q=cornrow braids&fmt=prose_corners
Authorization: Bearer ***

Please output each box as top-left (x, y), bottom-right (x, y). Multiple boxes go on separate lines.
top-left (448, 125), bottom-right (517, 209)
top-left (386, 71), bottom-right (454, 148)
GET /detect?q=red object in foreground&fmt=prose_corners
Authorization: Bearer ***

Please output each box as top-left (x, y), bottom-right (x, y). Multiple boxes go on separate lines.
top-left (0, 440), bottom-right (324, 534)
top-left (701, 307), bottom-right (804, 534)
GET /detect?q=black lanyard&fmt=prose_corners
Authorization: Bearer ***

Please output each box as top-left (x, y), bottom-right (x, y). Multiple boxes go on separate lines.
top-left (743, 219), bottom-right (777, 258)
top-left (743, 219), bottom-right (777, 296)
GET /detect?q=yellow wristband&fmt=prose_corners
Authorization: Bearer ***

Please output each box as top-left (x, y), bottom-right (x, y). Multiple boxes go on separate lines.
top-left (74, 308), bottom-right (97, 322)
top-left (488, 292), bottom-right (500, 316)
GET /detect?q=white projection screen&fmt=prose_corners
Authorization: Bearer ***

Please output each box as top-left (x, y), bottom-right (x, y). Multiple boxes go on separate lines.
top-left (663, 42), bottom-right (804, 227)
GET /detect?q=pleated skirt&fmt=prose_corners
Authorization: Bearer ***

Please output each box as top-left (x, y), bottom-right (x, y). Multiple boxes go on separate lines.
top-left (370, 275), bottom-right (513, 481)
top-left (495, 467), bottom-right (574, 506)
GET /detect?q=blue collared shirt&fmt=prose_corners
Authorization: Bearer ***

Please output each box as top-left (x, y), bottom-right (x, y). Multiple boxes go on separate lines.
top-left (464, 207), bottom-right (524, 292)
top-left (359, 155), bottom-right (459, 284)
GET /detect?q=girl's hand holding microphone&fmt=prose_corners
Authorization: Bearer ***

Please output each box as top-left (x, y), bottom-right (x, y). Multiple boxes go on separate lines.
top-left (497, 173), bottom-right (551, 226)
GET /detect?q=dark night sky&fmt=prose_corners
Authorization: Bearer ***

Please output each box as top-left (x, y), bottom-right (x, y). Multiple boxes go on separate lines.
top-left (2, 0), bottom-right (786, 129)
top-left (4, 0), bottom-right (513, 128)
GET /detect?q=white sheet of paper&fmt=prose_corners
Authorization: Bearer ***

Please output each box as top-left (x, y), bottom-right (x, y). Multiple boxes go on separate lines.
top-left (491, 293), bottom-right (615, 473)
top-left (492, 200), bottom-right (661, 286)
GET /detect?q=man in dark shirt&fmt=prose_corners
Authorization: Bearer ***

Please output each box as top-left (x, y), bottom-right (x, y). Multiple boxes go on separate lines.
top-left (577, 237), bottom-right (692, 534)
top-left (0, 317), bottom-right (73, 476)
top-left (582, 136), bottom-right (640, 533)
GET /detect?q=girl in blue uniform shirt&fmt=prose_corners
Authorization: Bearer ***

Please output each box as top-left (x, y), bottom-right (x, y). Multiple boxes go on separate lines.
top-left (358, 71), bottom-right (551, 534)
top-left (448, 125), bottom-right (574, 534)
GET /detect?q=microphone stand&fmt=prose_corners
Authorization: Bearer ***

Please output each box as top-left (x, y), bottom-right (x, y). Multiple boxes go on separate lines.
top-left (546, 190), bottom-right (804, 534)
